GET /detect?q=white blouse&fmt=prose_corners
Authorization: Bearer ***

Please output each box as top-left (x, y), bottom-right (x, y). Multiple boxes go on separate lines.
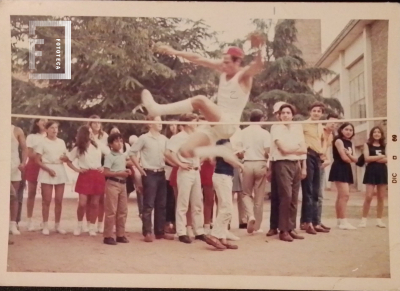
top-left (26, 133), bottom-right (46, 151)
top-left (36, 137), bottom-right (67, 164)
top-left (68, 142), bottom-right (110, 170)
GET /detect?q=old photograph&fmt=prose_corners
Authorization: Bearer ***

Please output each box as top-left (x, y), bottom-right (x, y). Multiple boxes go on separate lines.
top-left (1, 1), bottom-right (399, 290)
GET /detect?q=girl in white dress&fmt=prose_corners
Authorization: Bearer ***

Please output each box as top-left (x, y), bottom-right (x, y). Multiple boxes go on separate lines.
top-left (25, 118), bottom-right (47, 231)
top-left (65, 125), bottom-right (110, 236)
top-left (87, 115), bottom-right (109, 233)
top-left (35, 121), bottom-right (68, 235)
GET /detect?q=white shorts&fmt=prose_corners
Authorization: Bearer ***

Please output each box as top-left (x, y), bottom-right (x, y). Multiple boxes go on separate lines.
top-left (10, 166), bottom-right (22, 182)
top-left (196, 113), bottom-right (239, 144)
top-left (38, 164), bottom-right (69, 185)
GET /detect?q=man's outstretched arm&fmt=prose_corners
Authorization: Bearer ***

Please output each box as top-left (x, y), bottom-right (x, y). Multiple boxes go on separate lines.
top-left (157, 44), bottom-right (223, 71)
top-left (239, 33), bottom-right (265, 81)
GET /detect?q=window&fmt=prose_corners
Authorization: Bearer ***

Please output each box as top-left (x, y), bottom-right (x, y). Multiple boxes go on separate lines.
top-left (330, 76), bottom-right (340, 99)
top-left (348, 59), bottom-right (366, 126)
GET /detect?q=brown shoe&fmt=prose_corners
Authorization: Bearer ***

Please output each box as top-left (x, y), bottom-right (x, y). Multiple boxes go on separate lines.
top-left (220, 240), bottom-right (238, 249)
top-left (289, 230), bottom-right (304, 240)
top-left (306, 225), bottom-right (317, 235)
top-left (144, 234), bottom-right (153, 243)
top-left (300, 223), bottom-right (307, 231)
top-left (279, 231), bottom-right (294, 242)
top-left (204, 235), bottom-right (227, 250)
top-left (155, 234), bottom-right (174, 240)
top-left (266, 229), bottom-right (279, 236)
top-left (314, 225), bottom-right (329, 233)
top-left (321, 223), bottom-right (331, 231)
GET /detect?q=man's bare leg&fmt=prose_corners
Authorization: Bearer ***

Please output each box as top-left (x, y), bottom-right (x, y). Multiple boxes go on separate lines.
top-left (136, 90), bottom-right (221, 121)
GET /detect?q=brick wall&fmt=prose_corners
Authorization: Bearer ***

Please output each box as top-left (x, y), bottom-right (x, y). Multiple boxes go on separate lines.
top-left (370, 20), bottom-right (388, 132)
top-left (293, 19), bottom-right (322, 66)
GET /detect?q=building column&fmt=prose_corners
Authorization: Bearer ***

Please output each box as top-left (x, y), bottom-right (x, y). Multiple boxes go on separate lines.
top-left (363, 24), bottom-right (374, 134)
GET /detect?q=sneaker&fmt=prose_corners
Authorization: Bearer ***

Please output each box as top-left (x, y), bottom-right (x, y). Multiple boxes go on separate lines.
top-left (254, 229), bottom-right (264, 234)
top-left (27, 220), bottom-right (35, 232)
top-left (358, 220), bottom-right (367, 228)
top-left (339, 222), bottom-right (357, 230)
top-left (376, 221), bottom-right (386, 228)
top-left (89, 225), bottom-right (97, 236)
top-left (82, 224), bottom-right (89, 233)
top-left (226, 231), bottom-right (240, 241)
top-left (42, 228), bottom-right (50, 235)
top-left (73, 226), bottom-right (82, 236)
top-left (9, 222), bottom-right (21, 235)
top-left (56, 227), bottom-right (67, 235)
top-left (97, 223), bottom-right (104, 234)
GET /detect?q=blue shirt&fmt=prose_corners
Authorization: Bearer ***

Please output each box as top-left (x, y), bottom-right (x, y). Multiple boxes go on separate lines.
top-left (214, 139), bottom-right (234, 177)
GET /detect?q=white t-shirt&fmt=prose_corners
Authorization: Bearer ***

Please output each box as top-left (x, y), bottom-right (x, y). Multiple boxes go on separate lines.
top-left (94, 132), bottom-right (109, 146)
top-left (230, 127), bottom-right (243, 153)
top-left (167, 131), bottom-right (200, 167)
top-left (270, 124), bottom-right (306, 161)
top-left (26, 133), bottom-right (45, 152)
top-left (36, 137), bottom-right (67, 164)
top-left (68, 142), bottom-right (110, 169)
top-left (241, 125), bottom-right (271, 161)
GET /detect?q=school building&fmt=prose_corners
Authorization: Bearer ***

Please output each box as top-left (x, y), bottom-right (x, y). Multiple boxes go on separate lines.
top-left (312, 20), bottom-right (388, 191)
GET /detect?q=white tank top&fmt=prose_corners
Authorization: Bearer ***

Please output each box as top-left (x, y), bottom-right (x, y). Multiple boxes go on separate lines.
top-left (11, 125), bottom-right (20, 168)
top-left (216, 72), bottom-right (250, 122)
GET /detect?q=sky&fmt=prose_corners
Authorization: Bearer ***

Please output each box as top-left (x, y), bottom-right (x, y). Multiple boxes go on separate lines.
top-left (188, 16), bottom-right (351, 55)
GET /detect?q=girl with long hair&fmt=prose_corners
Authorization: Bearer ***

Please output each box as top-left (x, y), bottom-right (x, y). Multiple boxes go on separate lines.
top-left (66, 125), bottom-right (110, 236)
top-left (359, 126), bottom-right (387, 228)
top-left (25, 118), bottom-right (47, 231)
top-left (87, 115), bottom-right (109, 233)
top-left (35, 121), bottom-right (68, 235)
top-left (328, 122), bottom-right (358, 230)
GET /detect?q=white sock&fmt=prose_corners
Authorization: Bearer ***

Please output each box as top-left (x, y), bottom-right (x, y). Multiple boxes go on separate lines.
top-left (377, 218), bottom-right (383, 224)
top-left (204, 224), bottom-right (211, 230)
top-left (361, 217), bottom-right (367, 223)
top-left (142, 90), bottom-right (193, 116)
top-left (42, 222), bottom-right (48, 229)
top-left (28, 217), bottom-right (32, 223)
top-left (77, 221), bottom-right (83, 228)
top-left (90, 223), bottom-right (97, 230)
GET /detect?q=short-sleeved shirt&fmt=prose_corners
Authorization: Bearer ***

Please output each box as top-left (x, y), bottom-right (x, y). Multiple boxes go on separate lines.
top-left (167, 130), bottom-right (199, 167)
top-left (214, 139), bottom-right (234, 176)
top-left (240, 125), bottom-right (271, 161)
top-left (270, 124), bottom-right (306, 161)
top-left (68, 142), bottom-right (110, 169)
top-left (129, 132), bottom-right (168, 169)
top-left (26, 133), bottom-right (45, 152)
top-left (94, 132), bottom-right (108, 145)
top-left (104, 150), bottom-right (126, 172)
top-left (302, 120), bottom-right (324, 154)
top-left (36, 137), bottom-right (67, 164)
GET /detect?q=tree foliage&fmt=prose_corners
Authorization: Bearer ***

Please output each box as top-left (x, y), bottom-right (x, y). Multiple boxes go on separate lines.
top-left (11, 17), bottom-right (343, 145)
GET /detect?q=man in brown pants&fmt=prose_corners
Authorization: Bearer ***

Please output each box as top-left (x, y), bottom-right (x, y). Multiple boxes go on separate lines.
top-left (240, 109), bottom-right (271, 234)
top-left (270, 104), bottom-right (307, 242)
top-left (103, 133), bottom-right (131, 245)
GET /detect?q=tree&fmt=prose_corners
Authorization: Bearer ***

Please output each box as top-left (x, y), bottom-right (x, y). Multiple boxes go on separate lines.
top-left (11, 16), bottom-right (220, 145)
top-left (231, 19), bottom-right (344, 121)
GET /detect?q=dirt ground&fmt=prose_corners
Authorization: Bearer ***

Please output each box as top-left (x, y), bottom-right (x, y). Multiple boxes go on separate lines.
top-left (7, 190), bottom-right (390, 278)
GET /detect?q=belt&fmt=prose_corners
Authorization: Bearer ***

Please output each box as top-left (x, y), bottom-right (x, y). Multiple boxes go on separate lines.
top-left (144, 168), bottom-right (165, 173)
top-left (307, 148), bottom-right (323, 157)
top-left (108, 177), bottom-right (126, 184)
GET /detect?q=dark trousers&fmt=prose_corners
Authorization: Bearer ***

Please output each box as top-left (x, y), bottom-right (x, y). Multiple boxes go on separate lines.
top-left (274, 160), bottom-right (301, 232)
top-left (269, 162), bottom-right (280, 230)
top-left (141, 171), bottom-right (167, 236)
top-left (16, 180), bottom-right (25, 224)
top-left (300, 153), bottom-right (321, 225)
top-left (166, 181), bottom-right (176, 224)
